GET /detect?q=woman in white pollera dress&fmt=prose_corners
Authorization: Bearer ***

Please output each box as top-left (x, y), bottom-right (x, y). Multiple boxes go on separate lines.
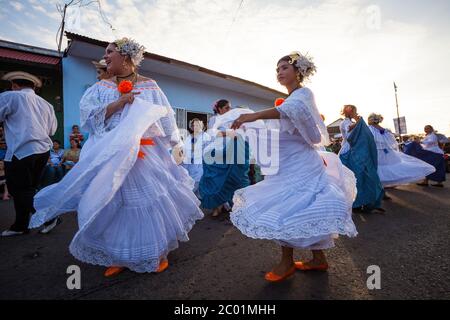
top-left (29, 37), bottom-right (203, 277)
top-left (181, 118), bottom-right (212, 195)
top-left (230, 51), bottom-right (358, 282)
top-left (367, 113), bottom-right (435, 190)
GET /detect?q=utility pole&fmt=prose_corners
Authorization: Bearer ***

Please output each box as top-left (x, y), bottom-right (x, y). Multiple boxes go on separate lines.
top-left (394, 81), bottom-right (401, 137)
top-left (57, 0), bottom-right (76, 53)
top-left (58, 4), bottom-right (67, 53)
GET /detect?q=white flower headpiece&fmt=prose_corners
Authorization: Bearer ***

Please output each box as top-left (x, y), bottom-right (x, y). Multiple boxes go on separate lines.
top-left (113, 37), bottom-right (146, 66)
top-left (189, 118), bottom-right (204, 131)
top-left (288, 51), bottom-right (317, 81)
top-left (368, 113), bottom-right (384, 124)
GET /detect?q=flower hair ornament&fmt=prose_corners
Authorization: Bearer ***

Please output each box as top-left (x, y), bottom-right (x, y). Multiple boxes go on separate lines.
top-left (288, 51), bottom-right (317, 82)
top-left (368, 113), bottom-right (384, 125)
top-left (113, 37), bottom-right (146, 66)
top-left (212, 100), bottom-right (220, 113)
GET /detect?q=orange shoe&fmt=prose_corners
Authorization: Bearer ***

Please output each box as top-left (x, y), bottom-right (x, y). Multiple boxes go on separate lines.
top-left (294, 261), bottom-right (328, 271)
top-left (104, 266), bottom-right (125, 277)
top-left (264, 266), bottom-right (296, 282)
top-left (156, 259), bottom-right (169, 273)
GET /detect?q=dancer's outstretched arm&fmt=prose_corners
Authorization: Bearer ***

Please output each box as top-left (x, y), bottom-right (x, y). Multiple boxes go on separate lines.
top-left (231, 108), bottom-right (280, 130)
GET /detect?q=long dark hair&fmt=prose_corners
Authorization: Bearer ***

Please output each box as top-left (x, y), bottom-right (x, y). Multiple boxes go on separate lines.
top-left (70, 139), bottom-right (82, 149)
top-left (277, 55), bottom-right (304, 83)
top-left (213, 99), bottom-right (229, 114)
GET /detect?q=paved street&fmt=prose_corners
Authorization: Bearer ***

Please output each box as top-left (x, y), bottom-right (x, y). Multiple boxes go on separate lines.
top-left (1, 176), bottom-right (449, 300)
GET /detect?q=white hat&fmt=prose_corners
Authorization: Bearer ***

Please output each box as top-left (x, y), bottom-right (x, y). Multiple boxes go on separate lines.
top-left (1, 71), bottom-right (42, 88)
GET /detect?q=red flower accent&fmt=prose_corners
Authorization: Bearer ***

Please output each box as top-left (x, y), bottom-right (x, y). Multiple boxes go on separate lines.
top-left (274, 98), bottom-right (285, 107)
top-left (137, 150), bottom-right (146, 159)
top-left (140, 138), bottom-right (155, 146)
top-left (118, 80), bottom-right (133, 94)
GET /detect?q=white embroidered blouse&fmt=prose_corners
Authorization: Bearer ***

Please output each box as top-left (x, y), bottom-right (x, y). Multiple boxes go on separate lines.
top-left (79, 79), bottom-right (180, 150)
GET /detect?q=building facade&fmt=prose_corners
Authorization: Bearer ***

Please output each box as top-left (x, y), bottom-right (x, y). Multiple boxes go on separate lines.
top-left (63, 33), bottom-right (287, 147)
top-left (0, 40), bottom-right (64, 143)
top-left (1, 34), bottom-right (287, 148)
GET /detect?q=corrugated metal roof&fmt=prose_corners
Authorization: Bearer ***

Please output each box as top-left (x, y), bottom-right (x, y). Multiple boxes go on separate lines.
top-left (0, 48), bottom-right (60, 65)
top-left (65, 32), bottom-right (287, 97)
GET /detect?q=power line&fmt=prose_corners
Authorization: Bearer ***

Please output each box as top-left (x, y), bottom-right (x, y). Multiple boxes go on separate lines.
top-left (55, 0), bottom-right (116, 52)
top-left (225, 0), bottom-right (244, 41)
top-left (231, 0), bottom-right (244, 25)
top-left (96, 0), bottom-right (116, 34)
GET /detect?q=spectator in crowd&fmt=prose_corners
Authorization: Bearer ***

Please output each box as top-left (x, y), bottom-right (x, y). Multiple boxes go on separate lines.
top-left (69, 125), bottom-right (84, 145)
top-left (40, 140), bottom-right (65, 187)
top-left (330, 139), bottom-right (342, 154)
top-left (62, 138), bottom-right (81, 172)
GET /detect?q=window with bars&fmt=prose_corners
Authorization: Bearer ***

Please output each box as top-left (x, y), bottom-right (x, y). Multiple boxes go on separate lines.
top-left (175, 107), bottom-right (187, 130)
top-left (174, 107), bottom-right (213, 131)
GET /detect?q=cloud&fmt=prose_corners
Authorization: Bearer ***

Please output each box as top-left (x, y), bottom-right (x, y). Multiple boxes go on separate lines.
top-left (30, 2), bottom-right (60, 20)
top-left (1, 0), bottom-right (449, 134)
top-left (10, 1), bottom-right (24, 11)
top-left (9, 21), bottom-right (57, 49)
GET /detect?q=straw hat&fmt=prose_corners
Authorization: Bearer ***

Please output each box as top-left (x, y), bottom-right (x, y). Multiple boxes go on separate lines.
top-left (2, 71), bottom-right (42, 87)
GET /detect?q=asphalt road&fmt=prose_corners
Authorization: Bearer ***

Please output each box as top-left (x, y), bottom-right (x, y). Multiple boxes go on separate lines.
top-left (0, 175), bottom-right (449, 300)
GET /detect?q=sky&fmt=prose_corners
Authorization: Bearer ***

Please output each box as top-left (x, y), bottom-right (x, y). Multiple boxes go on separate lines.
top-left (1, 0), bottom-right (449, 135)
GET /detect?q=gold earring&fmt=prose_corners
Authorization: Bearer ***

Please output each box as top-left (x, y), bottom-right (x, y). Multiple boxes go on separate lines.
top-left (296, 73), bottom-right (302, 84)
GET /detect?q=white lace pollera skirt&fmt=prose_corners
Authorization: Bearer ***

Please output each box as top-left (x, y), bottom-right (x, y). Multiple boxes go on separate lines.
top-left (231, 134), bottom-right (358, 250)
top-left (376, 148), bottom-right (436, 187)
top-left (30, 99), bottom-right (204, 272)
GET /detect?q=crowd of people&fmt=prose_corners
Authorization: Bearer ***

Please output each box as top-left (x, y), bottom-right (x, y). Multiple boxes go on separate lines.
top-left (337, 106), bottom-right (445, 212)
top-left (0, 37), bottom-right (447, 283)
top-left (41, 132), bottom-right (82, 187)
top-left (0, 123), bottom-right (82, 196)
top-left (0, 74), bottom-right (82, 233)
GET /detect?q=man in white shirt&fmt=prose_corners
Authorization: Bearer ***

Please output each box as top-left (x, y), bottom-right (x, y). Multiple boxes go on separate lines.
top-left (0, 71), bottom-right (58, 236)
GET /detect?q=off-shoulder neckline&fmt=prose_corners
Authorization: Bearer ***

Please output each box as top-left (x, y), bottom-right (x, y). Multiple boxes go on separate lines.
top-left (287, 87), bottom-right (310, 97)
top-left (99, 79), bottom-right (156, 86)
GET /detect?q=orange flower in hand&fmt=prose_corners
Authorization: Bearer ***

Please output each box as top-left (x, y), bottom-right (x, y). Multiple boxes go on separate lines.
top-left (274, 98), bottom-right (285, 107)
top-left (118, 80), bottom-right (133, 94)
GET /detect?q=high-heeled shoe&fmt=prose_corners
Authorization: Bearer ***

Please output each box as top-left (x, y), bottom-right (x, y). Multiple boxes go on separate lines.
top-left (294, 261), bottom-right (328, 271)
top-left (264, 266), bottom-right (296, 282)
top-left (156, 259), bottom-right (169, 273)
top-left (104, 266), bottom-right (125, 277)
